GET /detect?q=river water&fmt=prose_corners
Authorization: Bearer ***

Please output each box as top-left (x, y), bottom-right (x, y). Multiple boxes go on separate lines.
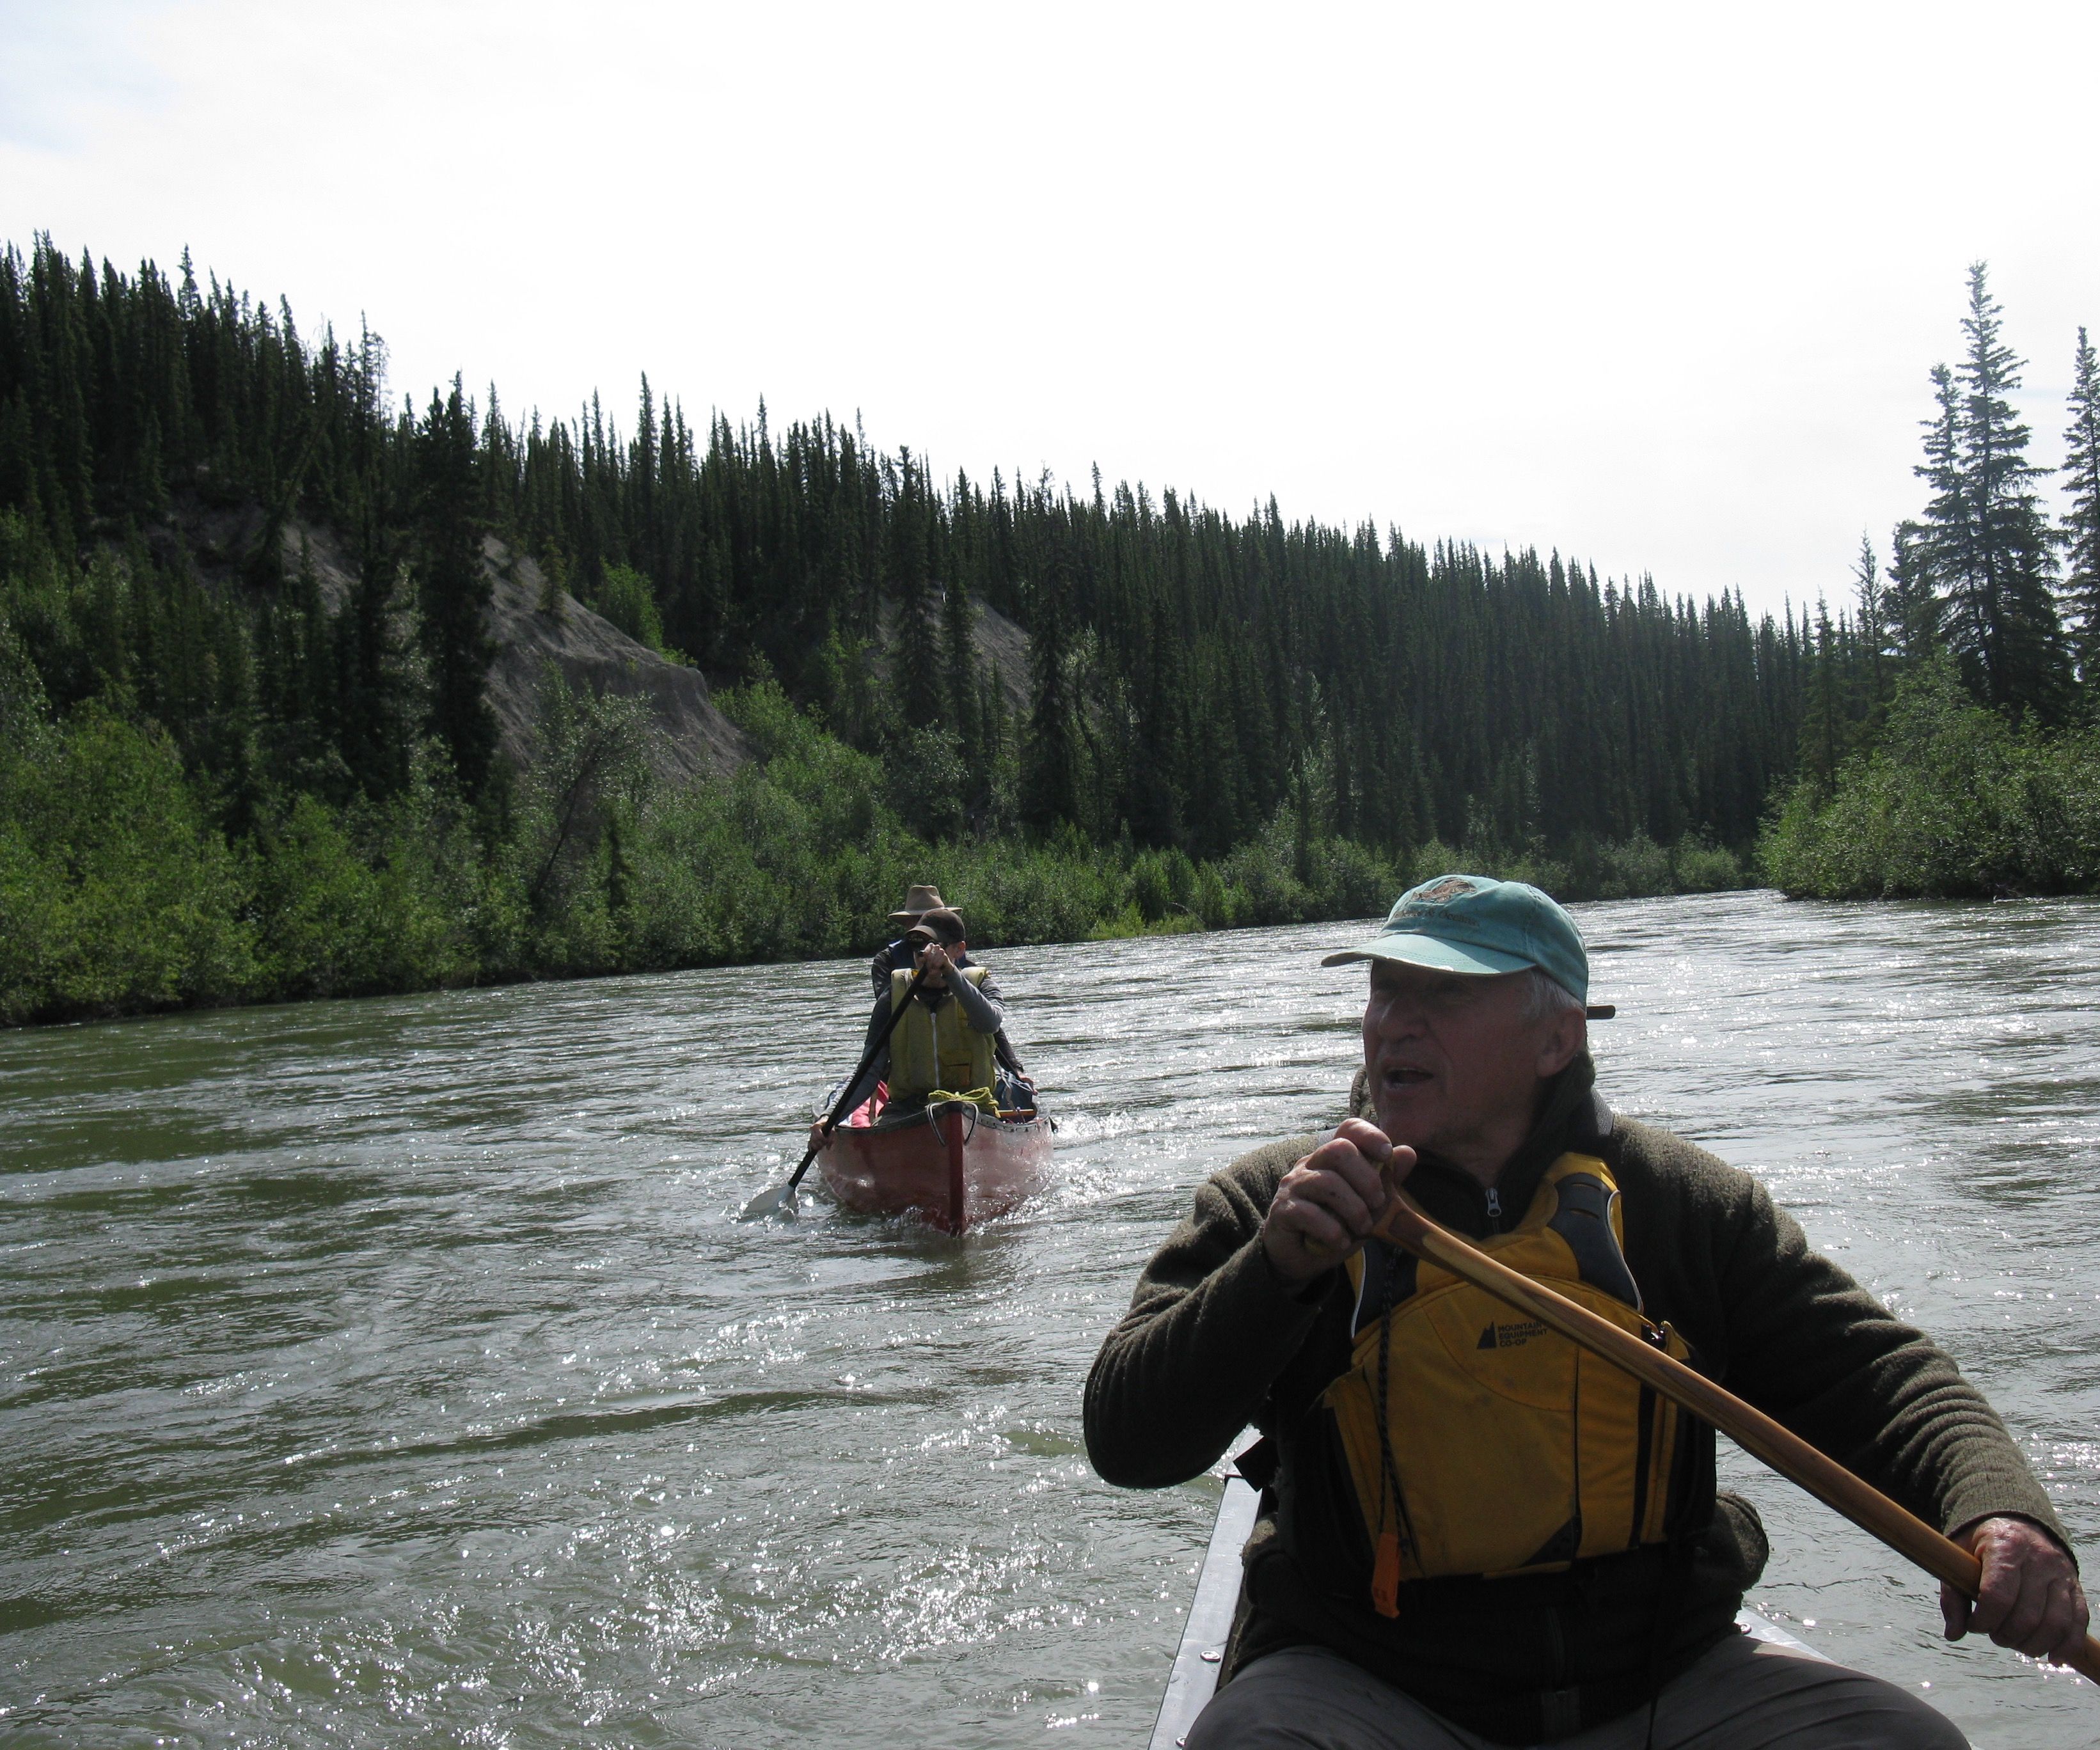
top-left (2, 892), bottom-right (2097, 1748)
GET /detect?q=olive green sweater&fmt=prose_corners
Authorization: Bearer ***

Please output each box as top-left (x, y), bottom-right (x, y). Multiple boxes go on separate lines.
top-left (1084, 1060), bottom-right (2067, 1742)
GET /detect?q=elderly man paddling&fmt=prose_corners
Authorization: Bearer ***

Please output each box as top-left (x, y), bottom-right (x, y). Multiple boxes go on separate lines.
top-left (1086, 876), bottom-right (2085, 1749)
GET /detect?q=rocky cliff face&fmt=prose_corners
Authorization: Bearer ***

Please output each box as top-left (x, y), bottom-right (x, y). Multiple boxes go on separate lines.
top-left (171, 502), bottom-right (1033, 784)
top-left (868, 594), bottom-right (1034, 719)
top-left (240, 516), bottom-right (749, 782)
top-left (963, 597), bottom-right (1033, 718)
top-left (477, 537), bottom-right (747, 781)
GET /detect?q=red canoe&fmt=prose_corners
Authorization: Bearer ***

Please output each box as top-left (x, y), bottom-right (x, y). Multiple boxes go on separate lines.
top-left (818, 1099), bottom-right (1053, 1233)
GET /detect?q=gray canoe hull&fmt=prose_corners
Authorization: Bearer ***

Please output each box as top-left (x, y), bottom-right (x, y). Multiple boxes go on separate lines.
top-left (1149, 1474), bottom-right (1825, 1750)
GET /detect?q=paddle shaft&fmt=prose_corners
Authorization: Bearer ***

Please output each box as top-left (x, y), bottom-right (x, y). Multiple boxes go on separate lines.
top-left (1368, 1190), bottom-right (2100, 1685)
top-left (783, 965), bottom-right (931, 1195)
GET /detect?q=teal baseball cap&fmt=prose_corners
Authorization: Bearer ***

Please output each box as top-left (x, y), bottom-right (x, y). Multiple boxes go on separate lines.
top-left (1320, 874), bottom-right (1614, 1018)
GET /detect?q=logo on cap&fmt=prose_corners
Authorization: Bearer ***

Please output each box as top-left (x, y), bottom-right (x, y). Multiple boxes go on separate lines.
top-left (1400, 876), bottom-right (1478, 913)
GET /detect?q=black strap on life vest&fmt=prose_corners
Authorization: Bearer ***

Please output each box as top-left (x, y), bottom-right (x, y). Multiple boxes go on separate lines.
top-left (1349, 1240), bottom-right (1417, 1338)
top-left (1545, 1172), bottom-right (1642, 1310)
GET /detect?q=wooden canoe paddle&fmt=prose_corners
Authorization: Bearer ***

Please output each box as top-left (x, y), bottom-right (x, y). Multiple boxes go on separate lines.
top-left (739, 964), bottom-right (931, 1220)
top-left (1367, 1186), bottom-right (2100, 1685)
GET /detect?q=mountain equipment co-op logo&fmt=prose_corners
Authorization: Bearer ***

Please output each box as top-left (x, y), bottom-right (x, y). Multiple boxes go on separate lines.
top-left (1477, 1318), bottom-right (1549, 1350)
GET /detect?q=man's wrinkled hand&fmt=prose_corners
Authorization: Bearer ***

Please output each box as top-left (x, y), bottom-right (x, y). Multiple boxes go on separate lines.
top-left (1941, 1515), bottom-right (2089, 1664)
top-left (1261, 1119), bottom-right (1416, 1285)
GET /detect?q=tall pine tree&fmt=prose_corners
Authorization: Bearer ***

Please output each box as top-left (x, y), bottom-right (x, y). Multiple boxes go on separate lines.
top-left (1884, 520), bottom-right (1941, 661)
top-left (1852, 533), bottom-right (1888, 729)
top-left (414, 377), bottom-right (500, 806)
top-left (2062, 326), bottom-right (2100, 693)
top-left (1916, 264), bottom-right (2067, 718)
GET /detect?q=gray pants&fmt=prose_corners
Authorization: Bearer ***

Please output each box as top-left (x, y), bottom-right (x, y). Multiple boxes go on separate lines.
top-left (1184, 1632), bottom-right (1967, 1749)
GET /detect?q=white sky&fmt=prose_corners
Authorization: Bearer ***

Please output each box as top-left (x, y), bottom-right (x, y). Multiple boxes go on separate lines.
top-left (4, 0), bottom-right (2097, 620)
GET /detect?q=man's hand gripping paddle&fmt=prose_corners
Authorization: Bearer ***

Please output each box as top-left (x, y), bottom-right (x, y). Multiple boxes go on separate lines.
top-left (1366, 1180), bottom-right (2100, 1685)
top-left (740, 966), bottom-right (929, 1220)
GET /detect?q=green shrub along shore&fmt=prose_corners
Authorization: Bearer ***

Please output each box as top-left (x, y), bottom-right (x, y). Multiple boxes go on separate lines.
top-left (0, 655), bottom-right (1748, 1029)
top-left (1760, 658), bottom-right (2100, 900)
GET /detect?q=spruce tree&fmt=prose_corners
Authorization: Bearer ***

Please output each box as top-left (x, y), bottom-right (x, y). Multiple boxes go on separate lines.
top-left (1802, 596), bottom-right (1841, 784)
top-left (414, 377), bottom-right (500, 803)
top-left (2062, 326), bottom-right (2100, 693)
top-left (1022, 548), bottom-right (1082, 830)
top-left (1884, 521), bottom-right (1941, 661)
top-left (940, 571), bottom-right (979, 755)
top-left (1920, 264), bottom-right (2067, 717)
top-left (1913, 363), bottom-right (1969, 640)
top-left (338, 514), bottom-right (412, 800)
top-left (888, 447), bottom-right (943, 729)
top-left (1852, 533), bottom-right (1887, 725)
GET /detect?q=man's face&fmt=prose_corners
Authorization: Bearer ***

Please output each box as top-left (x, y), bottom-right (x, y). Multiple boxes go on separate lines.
top-left (1361, 961), bottom-right (1571, 1171)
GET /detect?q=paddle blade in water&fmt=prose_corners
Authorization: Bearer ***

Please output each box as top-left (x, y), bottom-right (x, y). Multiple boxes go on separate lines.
top-left (738, 1181), bottom-right (800, 1221)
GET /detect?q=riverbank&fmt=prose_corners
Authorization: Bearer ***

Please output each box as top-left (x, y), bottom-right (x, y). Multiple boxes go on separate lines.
top-left (0, 675), bottom-right (1752, 1029)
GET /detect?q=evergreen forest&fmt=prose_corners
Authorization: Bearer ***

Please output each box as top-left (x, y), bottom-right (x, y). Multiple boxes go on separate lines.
top-left (3, 237), bottom-right (2087, 1025)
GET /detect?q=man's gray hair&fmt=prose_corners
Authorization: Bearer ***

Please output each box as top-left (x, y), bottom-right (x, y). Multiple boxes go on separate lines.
top-left (1522, 967), bottom-right (1584, 1023)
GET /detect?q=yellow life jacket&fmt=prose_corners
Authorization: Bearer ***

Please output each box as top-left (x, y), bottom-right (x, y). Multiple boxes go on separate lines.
top-left (888, 965), bottom-right (997, 1100)
top-left (1318, 1151), bottom-right (1696, 1614)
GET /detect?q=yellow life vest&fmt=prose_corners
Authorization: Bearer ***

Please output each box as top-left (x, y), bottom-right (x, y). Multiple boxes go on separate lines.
top-left (888, 966), bottom-right (997, 1100)
top-left (1318, 1152), bottom-right (1696, 1614)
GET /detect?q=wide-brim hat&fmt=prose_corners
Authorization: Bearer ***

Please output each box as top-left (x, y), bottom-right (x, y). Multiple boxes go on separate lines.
top-left (1320, 874), bottom-right (1615, 1019)
top-left (889, 884), bottom-right (947, 924)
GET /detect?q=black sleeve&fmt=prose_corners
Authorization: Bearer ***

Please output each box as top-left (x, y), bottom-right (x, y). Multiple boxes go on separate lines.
top-left (1084, 1142), bottom-right (1329, 1488)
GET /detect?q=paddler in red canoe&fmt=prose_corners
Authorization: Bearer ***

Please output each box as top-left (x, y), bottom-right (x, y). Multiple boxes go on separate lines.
top-left (814, 908), bottom-right (1027, 1150)
top-left (870, 884), bottom-right (1032, 1091)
